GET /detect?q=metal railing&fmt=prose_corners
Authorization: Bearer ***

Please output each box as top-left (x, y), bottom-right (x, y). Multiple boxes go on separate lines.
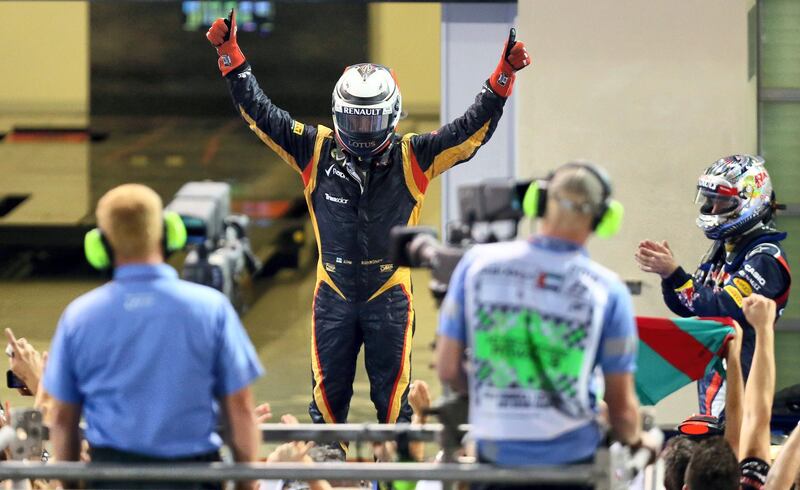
top-left (0, 414), bottom-right (657, 490)
top-left (258, 423), bottom-right (457, 443)
top-left (0, 461), bottom-right (601, 485)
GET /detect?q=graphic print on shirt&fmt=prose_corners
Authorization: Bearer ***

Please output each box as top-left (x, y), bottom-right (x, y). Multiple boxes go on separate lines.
top-left (470, 265), bottom-right (596, 420)
top-left (474, 308), bottom-right (588, 400)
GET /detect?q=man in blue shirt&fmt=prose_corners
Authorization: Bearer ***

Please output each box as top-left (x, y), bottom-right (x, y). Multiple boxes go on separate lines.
top-left (44, 184), bottom-right (264, 489)
top-left (437, 163), bottom-right (646, 489)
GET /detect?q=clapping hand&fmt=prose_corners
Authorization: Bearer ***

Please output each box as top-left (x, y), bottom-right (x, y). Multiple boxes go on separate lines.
top-left (635, 240), bottom-right (679, 278)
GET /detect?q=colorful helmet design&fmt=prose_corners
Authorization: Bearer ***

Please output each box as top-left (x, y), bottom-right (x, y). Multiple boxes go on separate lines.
top-left (695, 155), bottom-right (773, 240)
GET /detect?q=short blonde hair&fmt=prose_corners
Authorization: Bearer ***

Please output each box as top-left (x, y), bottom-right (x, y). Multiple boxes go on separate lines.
top-left (96, 184), bottom-right (163, 260)
top-left (547, 165), bottom-right (605, 215)
top-left (542, 164), bottom-right (606, 232)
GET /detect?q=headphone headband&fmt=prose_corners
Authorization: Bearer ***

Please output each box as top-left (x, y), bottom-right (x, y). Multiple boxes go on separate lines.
top-left (550, 162), bottom-right (613, 214)
top-left (84, 211), bottom-right (187, 270)
top-left (522, 161), bottom-right (624, 238)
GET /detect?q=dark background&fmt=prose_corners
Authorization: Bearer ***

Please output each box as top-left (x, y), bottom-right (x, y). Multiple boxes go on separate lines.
top-left (90, 1), bottom-right (368, 116)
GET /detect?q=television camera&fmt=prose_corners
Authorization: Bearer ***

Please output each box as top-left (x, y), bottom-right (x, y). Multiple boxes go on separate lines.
top-left (390, 178), bottom-right (530, 302)
top-left (166, 182), bottom-right (261, 308)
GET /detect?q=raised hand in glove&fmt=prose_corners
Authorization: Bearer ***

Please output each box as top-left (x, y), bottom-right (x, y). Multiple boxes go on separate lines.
top-left (489, 28), bottom-right (531, 98)
top-left (206, 9), bottom-right (246, 77)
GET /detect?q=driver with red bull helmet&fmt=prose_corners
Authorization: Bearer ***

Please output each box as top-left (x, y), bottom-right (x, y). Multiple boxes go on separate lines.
top-left (206, 11), bottom-right (531, 443)
top-left (636, 155), bottom-right (791, 417)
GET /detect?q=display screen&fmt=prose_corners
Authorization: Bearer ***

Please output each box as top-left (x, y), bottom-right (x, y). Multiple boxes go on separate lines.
top-left (183, 1), bottom-right (274, 35)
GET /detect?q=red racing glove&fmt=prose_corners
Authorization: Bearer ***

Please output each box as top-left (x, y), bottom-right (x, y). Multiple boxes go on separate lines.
top-left (206, 9), bottom-right (246, 77)
top-left (488, 28), bottom-right (531, 98)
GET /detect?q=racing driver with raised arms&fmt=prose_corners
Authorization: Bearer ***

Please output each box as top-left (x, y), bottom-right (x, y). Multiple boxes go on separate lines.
top-left (206, 11), bottom-right (531, 443)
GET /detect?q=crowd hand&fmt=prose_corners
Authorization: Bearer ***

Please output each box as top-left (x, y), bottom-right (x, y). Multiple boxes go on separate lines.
top-left (206, 9), bottom-right (246, 76)
top-left (634, 429), bottom-right (663, 467)
top-left (280, 413), bottom-right (299, 425)
top-left (5, 328), bottom-right (43, 396)
top-left (634, 239), bottom-right (678, 278)
top-left (489, 28), bottom-right (531, 97)
top-left (408, 380), bottom-right (431, 419)
top-left (267, 441), bottom-right (315, 463)
top-left (0, 400), bottom-right (12, 461)
top-left (254, 402), bottom-right (272, 424)
top-left (742, 294), bottom-right (776, 333)
top-left (372, 441), bottom-right (398, 463)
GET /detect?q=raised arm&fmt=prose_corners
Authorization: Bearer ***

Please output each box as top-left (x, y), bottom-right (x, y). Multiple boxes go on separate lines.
top-left (723, 321), bottom-right (744, 454)
top-left (207, 10), bottom-right (318, 181)
top-left (407, 28), bottom-right (530, 182)
top-left (766, 421), bottom-right (800, 489)
top-left (738, 295), bottom-right (776, 463)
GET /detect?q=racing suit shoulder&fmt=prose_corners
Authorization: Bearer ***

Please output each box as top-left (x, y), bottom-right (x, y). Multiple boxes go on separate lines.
top-left (744, 242), bottom-right (784, 261)
top-left (408, 84), bottom-right (506, 185)
top-left (733, 250), bottom-right (791, 308)
top-left (300, 124), bottom-right (335, 191)
top-left (225, 62), bottom-right (318, 178)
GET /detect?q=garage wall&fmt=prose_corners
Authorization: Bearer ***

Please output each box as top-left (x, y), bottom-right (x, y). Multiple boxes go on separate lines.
top-left (516, 0), bottom-right (757, 422)
top-left (0, 1), bottom-right (89, 131)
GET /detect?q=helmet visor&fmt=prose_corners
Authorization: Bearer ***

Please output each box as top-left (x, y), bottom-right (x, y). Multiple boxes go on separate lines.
top-left (695, 189), bottom-right (740, 216)
top-left (334, 108), bottom-right (390, 134)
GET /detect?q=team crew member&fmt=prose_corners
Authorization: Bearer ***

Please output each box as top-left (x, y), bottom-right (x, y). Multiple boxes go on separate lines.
top-left (44, 184), bottom-right (263, 489)
top-left (635, 155), bottom-right (791, 416)
top-left (437, 164), bottom-right (651, 488)
top-left (207, 12), bottom-right (531, 431)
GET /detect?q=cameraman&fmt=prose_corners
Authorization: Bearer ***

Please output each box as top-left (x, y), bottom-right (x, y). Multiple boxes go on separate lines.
top-left (44, 184), bottom-right (264, 489)
top-left (436, 163), bottom-right (648, 489)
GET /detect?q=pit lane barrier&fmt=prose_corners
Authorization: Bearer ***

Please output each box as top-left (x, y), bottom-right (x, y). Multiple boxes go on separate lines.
top-left (0, 417), bottom-right (662, 490)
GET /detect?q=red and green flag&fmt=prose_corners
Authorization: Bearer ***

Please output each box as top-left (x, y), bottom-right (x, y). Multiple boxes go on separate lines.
top-left (635, 317), bottom-right (735, 406)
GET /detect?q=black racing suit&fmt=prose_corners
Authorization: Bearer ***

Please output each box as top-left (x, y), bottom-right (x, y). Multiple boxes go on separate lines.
top-left (661, 229), bottom-right (791, 416)
top-left (225, 62), bottom-right (506, 424)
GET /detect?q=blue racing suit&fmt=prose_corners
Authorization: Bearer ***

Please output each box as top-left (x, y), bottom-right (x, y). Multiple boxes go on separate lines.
top-left (225, 62), bottom-right (507, 424)
top-left (661, 229), bottom-right (791, 415)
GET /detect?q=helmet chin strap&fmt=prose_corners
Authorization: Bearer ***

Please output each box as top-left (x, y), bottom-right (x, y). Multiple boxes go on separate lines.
top-left (333, 137), bottom-right (395, 168)
top-left (331, 138), bottom-right (396, 195)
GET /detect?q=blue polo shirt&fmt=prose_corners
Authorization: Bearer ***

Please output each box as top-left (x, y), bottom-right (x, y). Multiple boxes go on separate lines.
top-left (438, 237), bottom-right (637, 466)
top-left (44, 264), bottom-right (264, 458)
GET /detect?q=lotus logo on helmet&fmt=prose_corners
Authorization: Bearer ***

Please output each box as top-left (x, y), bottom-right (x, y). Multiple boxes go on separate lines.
top-left (352, 140), bottom-right (377, 149)
top-left (341, 107), bottom-right (383, 116)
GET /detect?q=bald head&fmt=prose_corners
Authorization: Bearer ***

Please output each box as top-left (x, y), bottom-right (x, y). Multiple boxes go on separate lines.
top-left (96, 184), bottom-right (164, 263)
top-left (538, 163), bottom-right (608, 242)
